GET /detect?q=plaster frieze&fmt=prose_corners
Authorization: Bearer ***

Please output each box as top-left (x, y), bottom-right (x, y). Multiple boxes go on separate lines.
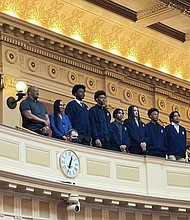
top-left (1, 19), bottom-right (190, 105)
top-left (122, 76), bottom-right (153, 92)
top-left (155, 87), bottom-right (190, 104)
top-left (154, 87), bottom-right (173, 96)
top-left (1, 1), bottom-right (190, 82)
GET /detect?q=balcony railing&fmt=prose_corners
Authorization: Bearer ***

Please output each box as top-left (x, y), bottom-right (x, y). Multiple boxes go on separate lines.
top-left (0, 124), bottom-right (190, 208)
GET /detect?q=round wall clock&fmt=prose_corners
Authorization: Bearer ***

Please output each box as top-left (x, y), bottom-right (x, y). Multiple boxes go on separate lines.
top-left (59, 150), bottom-right (80, 178)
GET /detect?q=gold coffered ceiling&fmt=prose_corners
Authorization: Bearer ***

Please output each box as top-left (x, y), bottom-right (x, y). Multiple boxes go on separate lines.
top-left (1, 0), bottom-right (190, 81)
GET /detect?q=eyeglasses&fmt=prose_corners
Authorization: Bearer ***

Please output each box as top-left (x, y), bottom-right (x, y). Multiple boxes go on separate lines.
top-left (59, 104), bottom-right (65, 107)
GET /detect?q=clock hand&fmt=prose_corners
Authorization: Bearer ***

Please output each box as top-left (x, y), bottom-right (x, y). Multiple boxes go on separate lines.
top-left (68, 156), bottom-right (73, 168)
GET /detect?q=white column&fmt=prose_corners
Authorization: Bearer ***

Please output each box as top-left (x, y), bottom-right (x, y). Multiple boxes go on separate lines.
top-left (49, 201), bottom-right (57, 219)
top-left (170, 215), bottom-right (177, 220)
top-left (32, 199), bottom-right (39, 219)
top-left (68, 212), bottom-right (75, 220)
top-left (102, 209), bottom-right (109, 220)
top-left (135, 212), bottom-right (142, 220)
top-left (152, 213), bottom-right (159, 220)
top-left (119, 211), bottom-right (126, 220)
top-left (85, 207), bottom-right (92, 220)
top-left (14, 196), bottom-right (21, 219)
top-left (0, 195), bottom-right (3, 216)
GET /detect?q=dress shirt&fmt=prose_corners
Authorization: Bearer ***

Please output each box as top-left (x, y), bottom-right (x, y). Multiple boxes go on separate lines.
top-left (171, 122), bottom-right (179, 133)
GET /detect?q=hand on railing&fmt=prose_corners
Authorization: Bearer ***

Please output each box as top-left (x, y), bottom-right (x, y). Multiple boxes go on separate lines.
top-left (15, 125), bottom-right (39, 135)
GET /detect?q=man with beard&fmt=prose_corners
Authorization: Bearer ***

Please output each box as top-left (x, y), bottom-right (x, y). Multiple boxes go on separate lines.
top-left (19, 86), bottom-right (50, 135)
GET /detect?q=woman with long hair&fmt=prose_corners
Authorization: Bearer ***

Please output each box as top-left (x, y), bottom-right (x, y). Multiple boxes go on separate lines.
top-left (49, 99), bottom-right (72, 140)
top-left (123, 105), bottom-right (146, 154)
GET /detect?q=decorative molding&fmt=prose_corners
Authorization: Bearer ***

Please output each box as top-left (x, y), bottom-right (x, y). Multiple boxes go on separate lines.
top-left (1, 19), bottom-right (190, 104)
top-left (148, 22), bottom-right (186, 42)
top-left (138, 3), bottom-right (168, 19)
top-left (68, 71), bottom-right (78, 84)
top-left (157, 98), bottom-right (166, 110)
top-left (154, 87), bottom-right (172, 96)
top-left (27, 58), bottom-right (38, 72)
top-left (156, 0), bottom-right (190, 16)
top-left (122, 77), bottom-right (153, 92)
top-left (48, 65), bottom-right (58, 79)
top-left (170, 94), bottom-right (190, 104)
top-left (139, 94), bottom-right (148, 106)
top-left (104, 69), bottom-right (124, 81)
top-left (1, 0), bottom-right (190, 81)
top-left (187, 109), bottom-right (190, 120)
top-left (86, 0), bottom-right (137, 22)
top-left (86, 77), bottom-right (96, 90)
top-left (3, 74), bottom-right (17, 89)
top-left (5, 50), bottom-right (17, 64)
top-left (172, 104), bottom-right (180, 112)
top-left (123, 89), bottom-right (133, 102)
top-left (108, 83), bottom-right (118, 95)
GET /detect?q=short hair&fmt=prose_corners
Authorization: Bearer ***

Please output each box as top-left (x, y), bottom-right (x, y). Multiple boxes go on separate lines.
top-left (94, 90), bottom-right (106, 101)
top-left (27, 86), bottom-right (36, 95)
top-left (148, 108), bottom-right (159, 117)
top-left (67, 129), bottom-right (78, 136)
top-left (113, 108), bottom-right (123, 118)
top-left (72, 84), bottom-right (86, 96)
top-left (169, 111), bottom-right (180, 122)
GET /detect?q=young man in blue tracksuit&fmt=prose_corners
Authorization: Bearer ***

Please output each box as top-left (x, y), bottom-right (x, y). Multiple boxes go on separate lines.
top-left (65, 84), bottom-right (91, 145)
top-left (145, 108), bottom-right (167, 158)
top-left (110, 108), bottom-right (130, 152)
top-left (165, 111), bottom-right (186, 161)
top-left (89, 90), bottom-right (111, 149)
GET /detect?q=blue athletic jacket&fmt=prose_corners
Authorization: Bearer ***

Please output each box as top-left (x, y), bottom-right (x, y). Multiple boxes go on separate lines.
top-left (110, 121), bottom-right (130, 151)
top-left (165, 124), bottom-right (186, 157)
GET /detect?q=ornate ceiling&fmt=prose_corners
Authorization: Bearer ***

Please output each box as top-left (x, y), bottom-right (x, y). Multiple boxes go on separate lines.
top-left (1, 0), bottom-right (190, 82)
top-left (88, 0), bottom-right (190, 42)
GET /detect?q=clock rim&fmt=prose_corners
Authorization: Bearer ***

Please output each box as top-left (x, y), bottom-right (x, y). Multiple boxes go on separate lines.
top-left (59, 149), bottom-right (80, 178)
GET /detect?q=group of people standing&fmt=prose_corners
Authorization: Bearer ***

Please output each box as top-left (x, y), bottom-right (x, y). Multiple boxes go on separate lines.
top-left (19, 85), bottom-right (187, 161)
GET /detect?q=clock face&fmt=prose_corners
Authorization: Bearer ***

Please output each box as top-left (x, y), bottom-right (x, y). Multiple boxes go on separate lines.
top-left (59, 150), bottom-right (80, 178)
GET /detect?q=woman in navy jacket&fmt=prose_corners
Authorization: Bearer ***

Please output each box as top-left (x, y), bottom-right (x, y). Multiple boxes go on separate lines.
top-left (50, 99), bottom-right (72, 140)
top-left (123, 105), bottom-right (146, 154)
top-left (110, 108), bottom-right (130, 152)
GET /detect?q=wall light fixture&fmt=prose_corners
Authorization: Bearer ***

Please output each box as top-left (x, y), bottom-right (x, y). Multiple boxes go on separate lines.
top-left (7, 81), bottom-right (27, 109)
